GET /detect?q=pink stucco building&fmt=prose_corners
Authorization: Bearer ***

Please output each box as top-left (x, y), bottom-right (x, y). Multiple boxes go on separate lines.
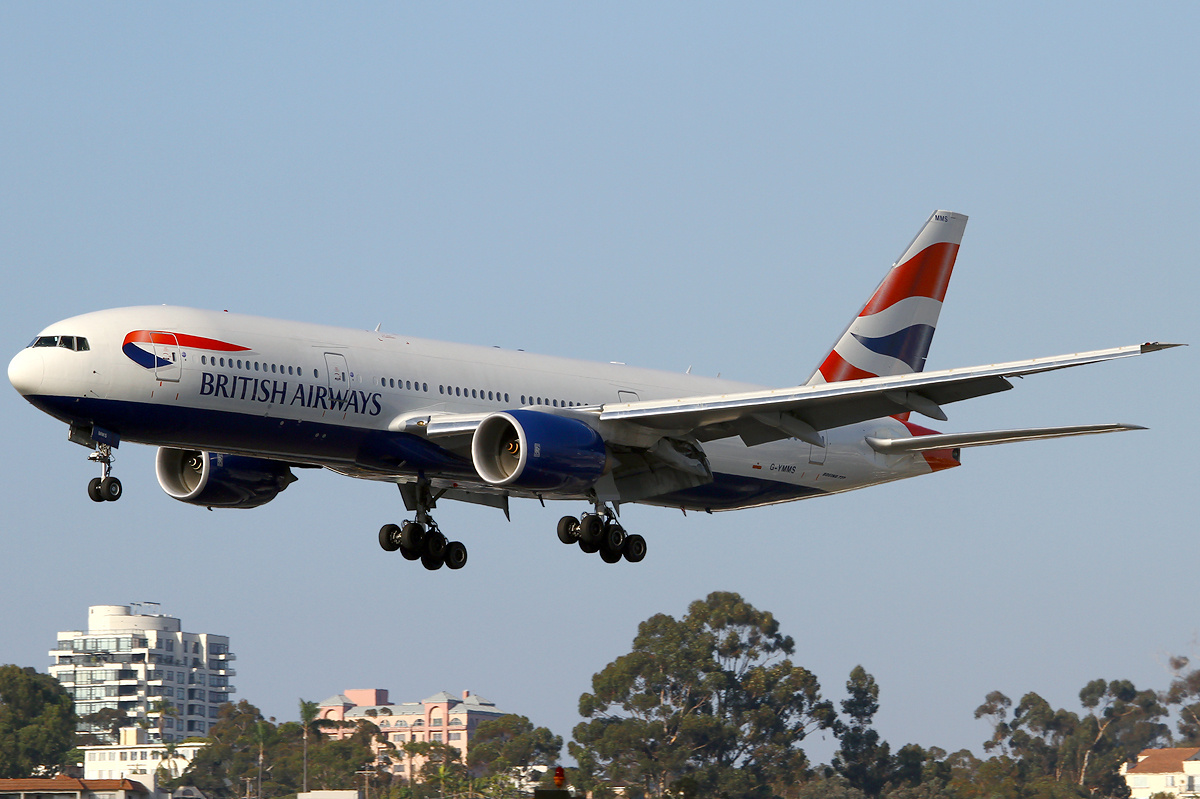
top-left (316, 688), bottom-right (505, 779)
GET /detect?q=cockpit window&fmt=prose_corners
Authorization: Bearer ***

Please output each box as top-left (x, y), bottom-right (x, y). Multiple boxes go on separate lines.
top-left (30, 335), bottom-right (89, 351)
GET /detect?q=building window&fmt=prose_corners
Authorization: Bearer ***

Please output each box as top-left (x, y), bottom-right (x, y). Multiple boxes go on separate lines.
top-left (449, 732), bottom-right (462, 741)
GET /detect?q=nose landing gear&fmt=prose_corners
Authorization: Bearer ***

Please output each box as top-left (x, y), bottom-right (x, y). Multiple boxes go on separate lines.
top-left (86, 445), bottom-right (122, 502)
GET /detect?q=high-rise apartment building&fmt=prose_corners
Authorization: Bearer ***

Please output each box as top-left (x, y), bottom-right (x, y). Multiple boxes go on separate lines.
top-left (48, 604), bottom-right (236, 742)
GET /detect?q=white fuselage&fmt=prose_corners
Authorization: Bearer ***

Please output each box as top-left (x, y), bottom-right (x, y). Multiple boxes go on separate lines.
top-left (9, 306), bottom-right (944, 512)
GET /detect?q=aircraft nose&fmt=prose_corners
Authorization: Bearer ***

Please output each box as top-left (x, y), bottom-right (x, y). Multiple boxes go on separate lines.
top-left (8, 348), bottom-right (44, 396)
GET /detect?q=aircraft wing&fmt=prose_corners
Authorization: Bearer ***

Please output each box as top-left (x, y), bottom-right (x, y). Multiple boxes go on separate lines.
top-left (388, 343), bottom-right (1178, 452)
top-left (596, 342), bottom-right (1180, 446)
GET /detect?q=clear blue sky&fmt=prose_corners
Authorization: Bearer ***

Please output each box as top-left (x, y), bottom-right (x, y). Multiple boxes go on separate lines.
top-left (1, 3), bottom-right (1195, 764)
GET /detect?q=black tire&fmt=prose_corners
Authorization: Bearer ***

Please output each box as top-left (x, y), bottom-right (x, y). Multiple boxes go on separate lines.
top-left (557, 516), bottom-right (579, 544)
top-left (424, 529), bottom-right (448, 560)
top-left (602, 522), bottom-right (626, 553)
top-left (100, 476), bottom-right (122, 501)
top-left (379, 524), bottom-right (402, 552)
top-left (578, 538), bottom-right (599, 554)
top-left (421, 552), bottom-right (444, 570)
top-left (444, 541), bottom-right (468, 570)
top-left (579, 514), bottom-right (603, 545)
top-left (88, 478), bottom-right (105, 503)
top-left (623, 534), bottom-right (647, 563)
top-left (599, 547), bottom-right (622, 564)
top-left (399, 544), bottom-right (422, 561)
top-left (401, 521), bottom-right (425, 551)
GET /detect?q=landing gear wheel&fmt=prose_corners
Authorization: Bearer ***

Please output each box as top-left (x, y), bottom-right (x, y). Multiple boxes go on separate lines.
top-left (444, 541), bottom-right (468, 570)
top-left (99, 476), bottom-right (122, 502)
top-left (421, 552), bottom-right (444, 570)
top-left (88, 478), bottom-right (104, 503)
top-left (602, 522), bottom-right (626, 553)
top-left (579, 514), bottom-right (604, 545)
top-left (424, 529), bottom-right (448, 560)
top-left (579, 538), bottom-right (599, 554)
top-left (401, 522), bottom-right (425, 551)
top-left (599, 547), bottom-right (622, 564)
top-left (557, 516), bottom-right (580, 544)
top-left (399, 545), bottom-right (422, 561)
top-left (623, 534), bottom-right (647, 563)
top-left (379, 524), bottom-right (402, 552)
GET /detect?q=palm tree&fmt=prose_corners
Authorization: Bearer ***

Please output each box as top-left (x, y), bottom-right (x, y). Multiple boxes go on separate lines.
top-left (299, 699), bottom-right (319, 792)
top-left (147, 699), bottom-right (178, 743)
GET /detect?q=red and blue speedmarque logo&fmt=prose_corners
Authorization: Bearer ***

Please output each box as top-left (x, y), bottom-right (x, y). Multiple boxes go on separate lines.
top-left (122, 330), bottom-right (250, 369)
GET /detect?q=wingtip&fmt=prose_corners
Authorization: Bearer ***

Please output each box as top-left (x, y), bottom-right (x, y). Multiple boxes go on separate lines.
top-left (1141, 342), bottom-right (1186, 353)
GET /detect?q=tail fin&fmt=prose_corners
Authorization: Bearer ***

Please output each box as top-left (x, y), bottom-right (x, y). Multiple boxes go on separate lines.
top-left (807, 210), bottom-right (968, 385)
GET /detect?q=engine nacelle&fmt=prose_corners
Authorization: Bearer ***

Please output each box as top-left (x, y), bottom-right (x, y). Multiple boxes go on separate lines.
top-left (471, 410), bottom-right (608, 492)
top-left (156, 448), bottom-right (297, 509)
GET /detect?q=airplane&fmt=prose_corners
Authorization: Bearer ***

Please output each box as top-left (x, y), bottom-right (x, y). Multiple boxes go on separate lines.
top-left (7, 211), bottom-right (1180, 570)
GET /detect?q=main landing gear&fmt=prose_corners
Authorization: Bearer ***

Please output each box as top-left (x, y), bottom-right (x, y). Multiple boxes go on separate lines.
top-left (86, 444), bottom-right (122, 503)
top-left (556, 505), bottom-right (647, 564)
top-left (377, 480), bottom-right (467, 571)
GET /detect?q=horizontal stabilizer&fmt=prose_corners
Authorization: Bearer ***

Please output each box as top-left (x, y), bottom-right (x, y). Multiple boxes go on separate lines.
top-left (866, 423), bottom-right (1145, 453)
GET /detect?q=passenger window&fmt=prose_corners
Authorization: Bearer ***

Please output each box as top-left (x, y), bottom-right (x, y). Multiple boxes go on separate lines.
top-left (289, 366), bottom-right (294, 376)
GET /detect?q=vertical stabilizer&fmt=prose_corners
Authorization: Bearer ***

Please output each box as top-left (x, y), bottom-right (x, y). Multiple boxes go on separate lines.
top-left (807, 210), bottom-right (968, 385)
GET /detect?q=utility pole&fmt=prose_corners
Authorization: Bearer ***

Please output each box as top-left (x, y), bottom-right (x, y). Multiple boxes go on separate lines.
top-left (355, 767), bottom-right (373, 799)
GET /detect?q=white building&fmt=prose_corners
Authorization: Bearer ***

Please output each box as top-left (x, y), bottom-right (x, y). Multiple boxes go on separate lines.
top-left (49, 604), bottom-right (235, 742)
top-left (1121, 747), bottom-right (1200, 797)
top-left (80, 728), bottom-right (205, 795)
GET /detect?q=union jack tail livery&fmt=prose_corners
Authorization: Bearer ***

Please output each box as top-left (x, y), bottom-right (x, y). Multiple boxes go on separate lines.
top-left (808, 210), bottom-right (968, 385)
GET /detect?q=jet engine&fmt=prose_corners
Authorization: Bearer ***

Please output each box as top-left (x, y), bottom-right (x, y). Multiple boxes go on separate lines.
top-left (156, 448), bottom-right (297, 509)
top-left (472, 410), bottom-right (608, 492)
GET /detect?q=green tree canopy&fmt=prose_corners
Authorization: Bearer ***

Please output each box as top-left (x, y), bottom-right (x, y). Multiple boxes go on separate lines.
top-left (831, 665), bottom-right (893, 797)
top-left (0, 665), bottom-right (77, 778)
top-left (174, 700), bottom-right (377, 799)
top-left (468, 713), bottom-right (562, 776)
top-left (572, 591), bottom-right (836, 798)
top-left (972, 679), bottom-right (1168, 796)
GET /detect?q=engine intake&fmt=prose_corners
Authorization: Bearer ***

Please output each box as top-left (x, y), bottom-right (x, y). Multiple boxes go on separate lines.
top-left (156, 448), bottom-right (297, 509)
top-left (472, 410), bottom-right (608, 492)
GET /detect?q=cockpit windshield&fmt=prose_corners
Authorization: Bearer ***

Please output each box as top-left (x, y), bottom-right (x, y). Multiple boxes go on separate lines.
top-left (30, 335), bottom-right (89, 351)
